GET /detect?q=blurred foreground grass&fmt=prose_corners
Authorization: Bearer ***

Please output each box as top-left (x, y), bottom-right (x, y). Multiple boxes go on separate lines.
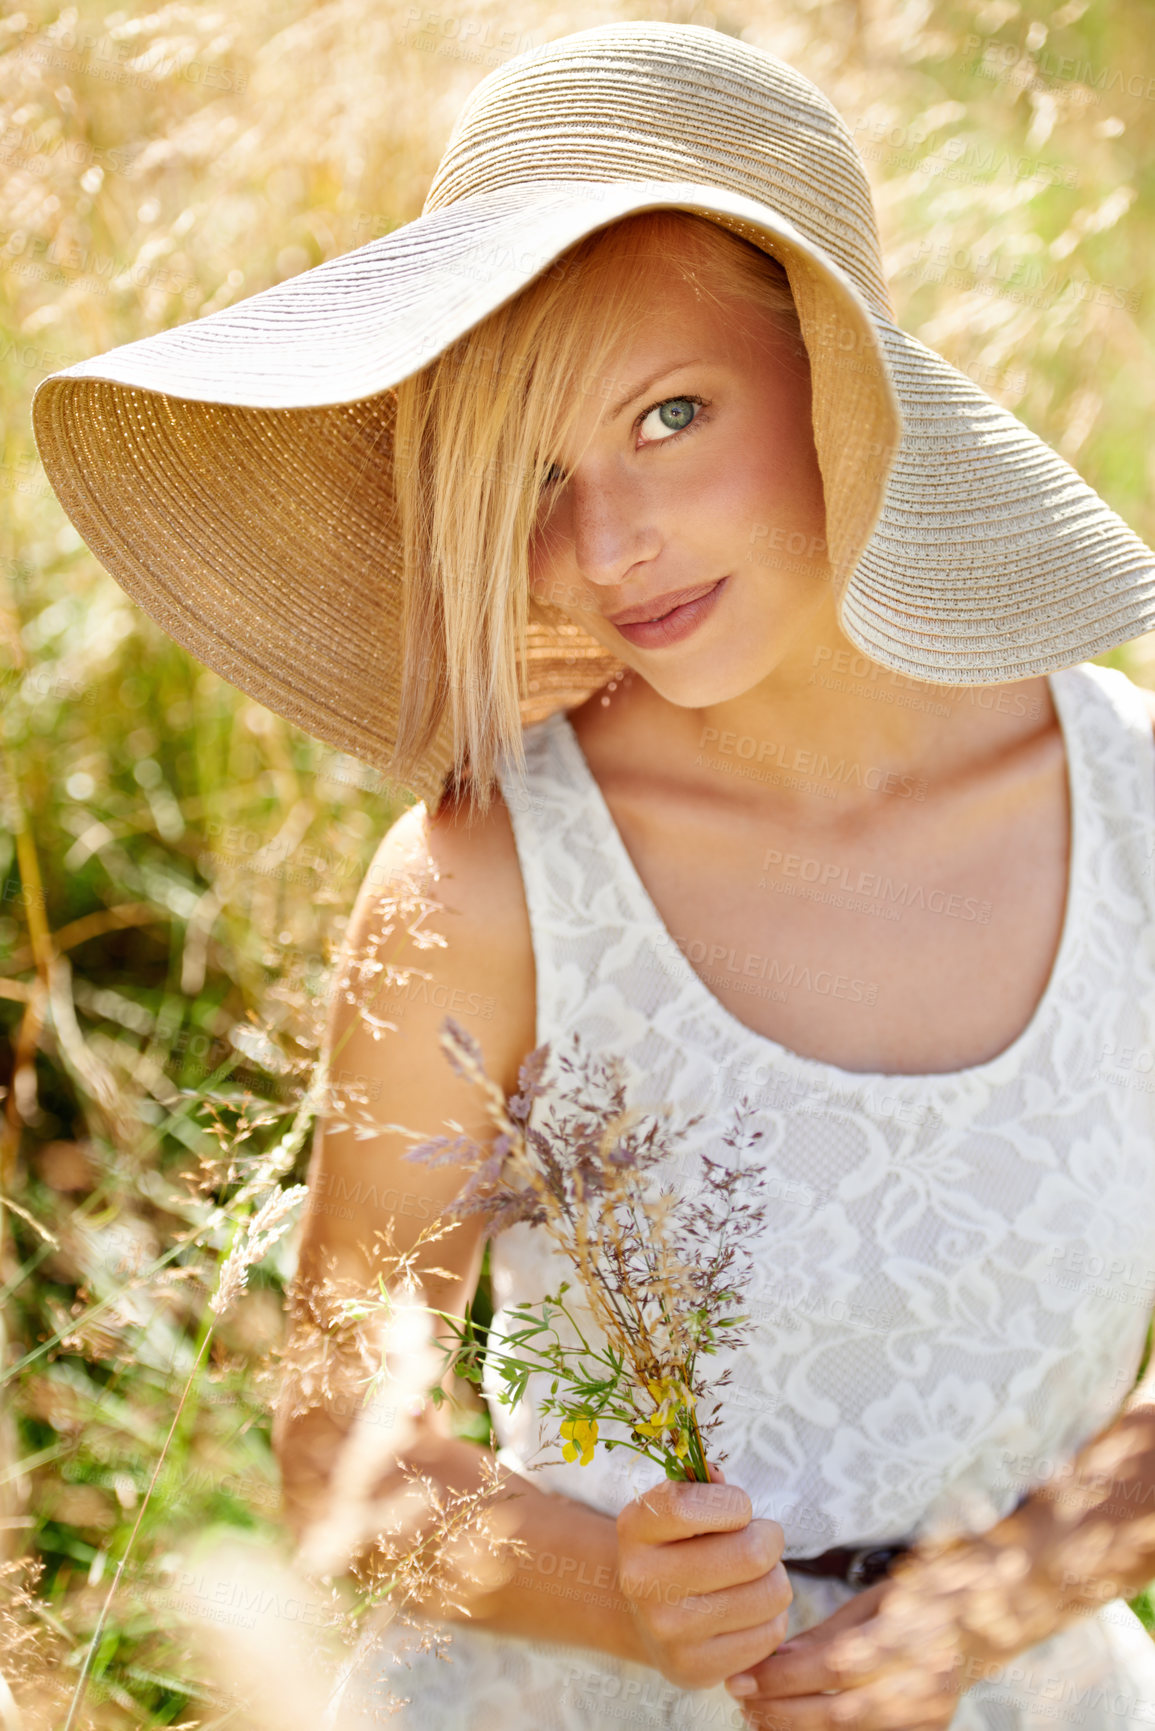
top-left (2, 0), bottom-right (1155, 1722)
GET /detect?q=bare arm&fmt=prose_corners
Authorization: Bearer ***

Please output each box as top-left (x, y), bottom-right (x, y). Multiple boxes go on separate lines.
top-left (271, 787), bottom-right (652, 1663)
top-left (273, 787), bottom-right (791, 1683)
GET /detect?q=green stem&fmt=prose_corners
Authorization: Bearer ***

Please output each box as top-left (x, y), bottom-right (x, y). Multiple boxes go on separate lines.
top-left (684, 1402), bottom-right (710, 1483)
top-left (423, 1301), bottom-right (624, 1387)
top-left (162, 1228), bottom-right (239, 1478)
top-left (63, 1324), bottom-right (215, 1731)
top-left (0, 1235), bottom-right (193, 1385)
top-left (551, 1290), bottom-right (602, 1360)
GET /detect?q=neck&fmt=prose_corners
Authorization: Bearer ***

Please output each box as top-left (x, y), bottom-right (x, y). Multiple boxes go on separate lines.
top-left (605, 591), bottom-right (1055, 816)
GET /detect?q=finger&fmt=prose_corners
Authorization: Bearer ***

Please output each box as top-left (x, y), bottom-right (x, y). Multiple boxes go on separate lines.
top-left (823, 1670), bottom-right (957, 1729)
top-left (708, 1460), bottom-right (727, 1483)
top-left (674, 1561), bottom-right (792, 1641)
top-left (741, 1690), bottom-right (855, 1731)
top-left (623, 1516), bottom-right (786, 1599)
top-left (752, 1601), bottom-right (953, 1700)
top-left (620, 1475), bottom-right (753, 1544)
top-left (742, 1679), bottom-right (954, 1731)
top-left (728, 1595), bottom-right (882, 1708)
top-left (688, 1611), bottom-right (792, 1687)
top-left (744, 1622), bottom-right (890, 1698)
top-left (745, 1706), bottom-right (951, 1731)
top-left (762, 1579), bottom-right (886, 1651)
top-left (745, 1658), bottom-right (959, 1728)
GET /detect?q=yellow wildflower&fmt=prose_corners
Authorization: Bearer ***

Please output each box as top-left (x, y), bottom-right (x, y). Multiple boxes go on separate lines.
top-left (560, 1416), bottom-right (598, 1466)
top-left (646, 1373), bottom-right (696, 1411)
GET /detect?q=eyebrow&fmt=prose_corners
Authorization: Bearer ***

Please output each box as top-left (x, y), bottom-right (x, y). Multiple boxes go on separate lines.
top-left (605, 358), bottom-right (704, 422)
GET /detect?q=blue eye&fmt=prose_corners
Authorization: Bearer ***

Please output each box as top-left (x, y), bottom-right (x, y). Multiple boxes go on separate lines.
top-left (639, 395), bottom-right (702, 441)
top-left (539, 393), bottom-right (705, 490)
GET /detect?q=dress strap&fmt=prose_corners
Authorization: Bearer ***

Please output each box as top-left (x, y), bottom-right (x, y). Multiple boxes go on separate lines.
top-left (494, 711), bottom-right (604, 1046)
top-left (1057, 662), bottom-right (1155, 904)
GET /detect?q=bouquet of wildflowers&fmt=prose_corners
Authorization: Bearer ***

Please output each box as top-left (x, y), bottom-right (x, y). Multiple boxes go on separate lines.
top-left (402, 1017), bottom-right (772, 1484)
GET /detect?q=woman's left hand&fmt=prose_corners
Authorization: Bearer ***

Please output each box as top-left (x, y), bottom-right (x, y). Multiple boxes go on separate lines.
top-left (727, 1513), bottom-right (1075, 1728)
top-left (728, 1576), bottom-right (960, 1728)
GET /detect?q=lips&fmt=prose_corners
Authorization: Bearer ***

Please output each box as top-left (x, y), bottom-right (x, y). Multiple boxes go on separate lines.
top-left (606, 580), bottom-right (722, 626)
top-left (611, 576), bottom-right (728, 649)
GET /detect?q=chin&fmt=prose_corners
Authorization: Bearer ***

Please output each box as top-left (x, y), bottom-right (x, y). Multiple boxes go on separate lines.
top-left (635, 653), bottom-right (779, 710)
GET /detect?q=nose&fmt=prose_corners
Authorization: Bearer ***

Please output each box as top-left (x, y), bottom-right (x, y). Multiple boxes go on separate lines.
top-left (567, 464), bottom-right (662, 589)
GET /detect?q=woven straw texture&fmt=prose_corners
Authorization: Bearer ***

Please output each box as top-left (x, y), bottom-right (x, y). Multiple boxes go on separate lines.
top-left (30, 19), bottom-right (1155, 806)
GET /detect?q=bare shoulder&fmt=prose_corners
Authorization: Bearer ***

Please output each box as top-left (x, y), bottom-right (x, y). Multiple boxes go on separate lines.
top-left (349, 782), bottom-right (538, 1098)
top-left (292, 780), bottom-right (536, 1321)
top-left (280, 785), bottom-right (537, 1466)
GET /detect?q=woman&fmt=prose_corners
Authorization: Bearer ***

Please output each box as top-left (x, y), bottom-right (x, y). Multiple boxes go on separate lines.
top-left (30, 20), bottom-right (1155, 1730)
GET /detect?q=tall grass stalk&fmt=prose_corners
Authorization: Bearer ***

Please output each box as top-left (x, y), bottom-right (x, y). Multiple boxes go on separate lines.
top-left (3, 1), bottom-right (1155, 1719)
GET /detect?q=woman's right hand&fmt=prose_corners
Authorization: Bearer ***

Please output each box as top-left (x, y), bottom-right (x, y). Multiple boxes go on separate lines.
top-left (615, 1460), bottom-right (792, 1691)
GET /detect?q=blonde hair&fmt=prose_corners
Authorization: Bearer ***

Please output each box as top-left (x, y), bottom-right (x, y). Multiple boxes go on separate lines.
top-left (390, 209), bottom-right (804, 817)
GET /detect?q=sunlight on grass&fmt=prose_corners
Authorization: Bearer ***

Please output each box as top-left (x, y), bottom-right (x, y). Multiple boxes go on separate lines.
top-left (2, 0), bottom-right (1155, 1722)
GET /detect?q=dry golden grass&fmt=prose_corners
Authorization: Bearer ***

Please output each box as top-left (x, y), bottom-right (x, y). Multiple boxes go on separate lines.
top-left (2, 0), bottom-right (1154, 1723)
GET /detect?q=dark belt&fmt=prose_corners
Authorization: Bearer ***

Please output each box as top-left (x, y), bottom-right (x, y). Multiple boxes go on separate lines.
top-left (785, 1543), bottom-right (911, 1590)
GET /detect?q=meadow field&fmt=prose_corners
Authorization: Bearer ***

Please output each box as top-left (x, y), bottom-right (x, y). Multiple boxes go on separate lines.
top-left (2, 0), bottom-right (1155, 1722)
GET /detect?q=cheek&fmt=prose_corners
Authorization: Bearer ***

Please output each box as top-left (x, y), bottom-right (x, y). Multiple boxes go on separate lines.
top-left (731, 359), bottom-right (819, 471)
top-left (718, 403), bottom-right (825, 537)
top-left (528, 503), bottom-right (566, 582)
top-left (528, 522), bottom-right (580, 615)
top-left (684, 431), bottom-right (786, 542)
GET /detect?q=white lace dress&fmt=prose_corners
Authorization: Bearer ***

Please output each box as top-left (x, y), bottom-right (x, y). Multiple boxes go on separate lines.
top-left (330, 663), bottom-right (1155, 1729)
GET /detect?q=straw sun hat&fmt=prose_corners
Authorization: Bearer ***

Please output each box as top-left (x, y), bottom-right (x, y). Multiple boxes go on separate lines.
top-left (30, 19), bottom-right (1155, 808)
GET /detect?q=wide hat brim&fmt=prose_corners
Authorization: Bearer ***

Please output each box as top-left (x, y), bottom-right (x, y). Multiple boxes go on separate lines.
top-left (31, 175), bottom-right (1155, 808)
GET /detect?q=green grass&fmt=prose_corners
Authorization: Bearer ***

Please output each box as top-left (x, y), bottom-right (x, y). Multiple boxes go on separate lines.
top-left (3, 0), bottom-right (1155, 1723)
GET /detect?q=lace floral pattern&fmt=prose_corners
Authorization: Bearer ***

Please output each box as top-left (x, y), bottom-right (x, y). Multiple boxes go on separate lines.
top-left (337, 665), bottom-right (1155, 1728)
